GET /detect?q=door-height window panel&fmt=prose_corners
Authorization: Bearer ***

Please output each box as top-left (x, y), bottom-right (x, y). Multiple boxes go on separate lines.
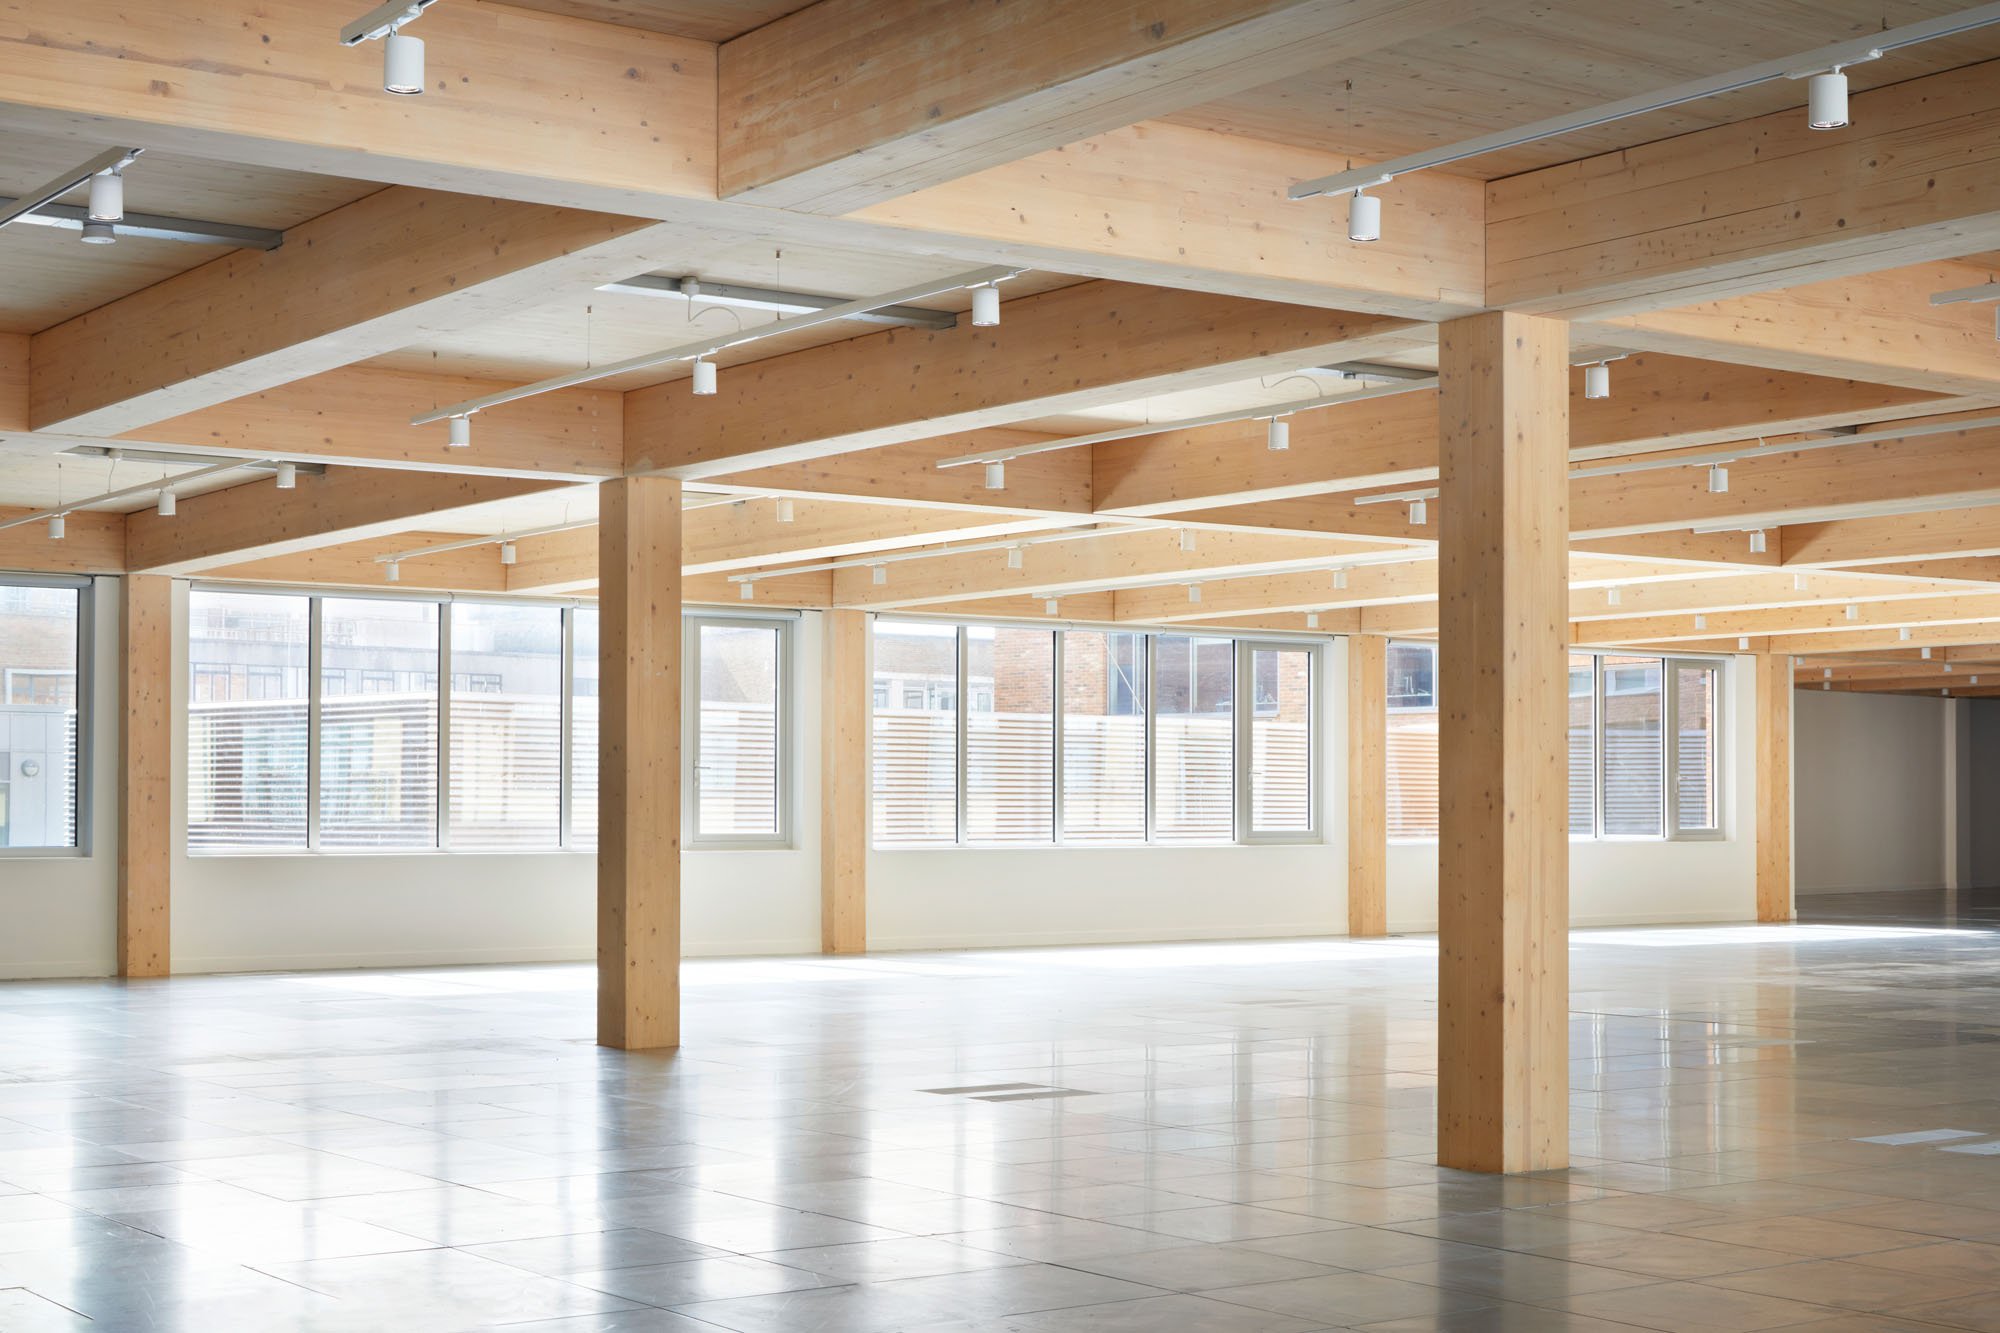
top-left (693, 620), bottom-right (785, 840)
top-left (187, 590), bottom-right (309, 851)
top-left (1248, 645), bottom-right (1313, 835)
top-left (1600, 654), bottom-right (1665, 837)
top-left (0, 582), bottom-right (84, 851)
top-left (570, 607), bottom-right (599, 852)
top-left (964, 625), bottom-right (1054, 844)
top-left (1672, 660), bottom-right (1720, 835)
top-left (872, 620), bottom-right (958, 846)
top-left (1060, 629), bottom-right (1146, 843)
top-left (448, 602), bottom-right (563, 850)
top-left (319, 598), bottom-right (439, 849)
top-left (1568, 653), bottom-right (1597, 837)
top-left (1385, 641), bottom-right (1439, 840)
top-left (1152, 634), bottom-right (1234, 843)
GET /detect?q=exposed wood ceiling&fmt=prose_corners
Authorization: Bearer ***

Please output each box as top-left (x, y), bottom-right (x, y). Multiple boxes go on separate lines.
top-left (491, 0), bottom-right (814, 42)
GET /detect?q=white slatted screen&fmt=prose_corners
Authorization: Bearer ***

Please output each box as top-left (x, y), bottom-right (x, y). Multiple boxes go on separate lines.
top-left (448, 602), bottom-right (563, 851)
top-left (694, 622), bottom-right (782, 838)
top-left (187, 590), bottom-right (310, 851)
top-left (1249, 646), bottom-right (1312, 834)
top-left (1060, 630), bottom-right (1146, 842)
top-left (319, 598), bottom-right (439, 850)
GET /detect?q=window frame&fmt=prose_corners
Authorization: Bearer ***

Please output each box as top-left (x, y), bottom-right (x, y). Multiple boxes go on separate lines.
top-left (869, 615), bottom-right (1323, 850)
top-left (1665, 655), bottom-right (1725, 842)
top-left (683, 612), bottom-right (795, 850)
top-left (0, 573), bottom-right (93, 860)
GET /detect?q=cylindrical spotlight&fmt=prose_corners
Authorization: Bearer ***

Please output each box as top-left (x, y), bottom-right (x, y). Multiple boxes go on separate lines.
top-left (384, 29), bottom-right (425, 95)
top-left (79, 220), bottom-right (116, 245)
top-left (88, 171), bottom-right (123, 223)
top-left (1179, 529), bottom-right (1197, 553)
top-left (1187, 585), bottom-right (1201, 604)
top-left (1845, 604), bottom-right (1858, 621)
top-left (983, 461), bottom-right (1005, 491)
top-left (1043, 598), bottom-right (1059, 616)
top-left (871, 564), bottom-right (888, 586)
top-left (1749, 529), bottom-right (1767, 554)
top-left (1005, 546), bottom-right (1023, 570)
top-left (1738, 637), bottom-right (1750, 651)
top-left (739, 581), bottom-right (755, 601)
top-left (1332, 569), bottom-right (1348, 591)
top-left (1583, 362), bottom-right (1610, 399)
top-left (971, 284), bottom-right (1001, 328)
top-left (1306, 613), bottom-right (1320, 629)
top-left (157, 490), bottom-right (176, 517)
top-left (691, 358), bottom-right (717, 395)
top-left (1347, 189), bottom-right (1381, 243)
top-left (1409, 498), bottom-right (1427, 526)
top-left (1606, 586), bottom-right (1621, 606)
top-left (47, 514), bottom-right (65, 540)
top-left (1708, 464), bottom-right (1728, 494)
top-left (1267, 417), bottom-right (1290, 451)
top-left (775, 498), bottom-right (795, 523)
top-left (500, 541), bottom-right (518, 566)
top-left (275, 462), bottom-right (297, 490)
top-left (447, 415), bottom-right (471, 448)
top-left (1808, 70), bottom-right (1848, 130)
top-left (1694, 614), bottom-right (1707, 630)
top-left (385, 561), bottom-right (401, 583)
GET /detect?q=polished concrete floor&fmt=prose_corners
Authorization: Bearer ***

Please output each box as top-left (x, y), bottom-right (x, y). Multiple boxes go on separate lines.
top-left (8, 913), bottom-right (2000, 1330)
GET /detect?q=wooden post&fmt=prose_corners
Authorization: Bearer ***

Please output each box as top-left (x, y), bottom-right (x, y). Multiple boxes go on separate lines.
top-left (1436, 311), bottom-right (1570, 1175)
top-left (597, 477), bottom-right (682, 1050)
top-left (1756, 653), bottom-right (1794, 923)
top-left (118, 575), bottom-right (172, 978)
top-left (1347, 633), bottom-right (1387, 937)
top-left (821, 609), bottom-right (869, 954)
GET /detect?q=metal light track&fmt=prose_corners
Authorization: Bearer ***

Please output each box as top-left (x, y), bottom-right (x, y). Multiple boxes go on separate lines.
top-left (2, 203), bottom-right (283, 250)
top-left (0, 458), bottom-right (259, 534)
top-left (602, 275), bottom-right (958, 330)
top-left (0, 147), bottom-right (142, 231)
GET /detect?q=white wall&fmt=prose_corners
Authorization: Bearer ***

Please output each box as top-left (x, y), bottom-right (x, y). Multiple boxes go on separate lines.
top-left (0, 579), bottom-right (120, 979)
top-left (1382, 654), bottom-right (1760, 932)
top-left (1794, 687), bottom-right (1946, 894)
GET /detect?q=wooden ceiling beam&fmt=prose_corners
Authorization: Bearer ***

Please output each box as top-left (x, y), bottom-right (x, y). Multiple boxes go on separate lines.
top-left (682, 499), bottom-right (1086, 574)
top-left (713, 431), bottom-right (1091, 515)
top-left (628, 281), bottom-right (1429, 476)
top-left (1488, 58), bottom-right (2000, 316)
top-left (0, 506), bottom-right (122, 574)
top-left (204, 534), bottom-right (508, 594)
top-left (1784, 505), bottom-right (2000, 567)
top-left (721, 0), bottom-right (1513, 215)
top-left (1578, 593), bottom-right (2000, 646)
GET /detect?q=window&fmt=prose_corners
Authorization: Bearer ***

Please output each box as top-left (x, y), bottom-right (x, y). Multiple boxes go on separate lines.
top-left (448, 602), bottom-right (563, 851)
top-left (690, 618), bottom-right (789, 843)
top-left (1390, 644), bottom-right (1725, 843)
top-left (320, 598), bottom-right (440, 849)
top-left (873, 620), bottom-right (1319, 849)
top-left (187, 590), bottom-right (308, 851)
top-left (1061, 629), bottom-right (1146, 843)
top-left (0, 579), bottom-right (86, 853)
top-left (570, 607), bottom-right (599, 852)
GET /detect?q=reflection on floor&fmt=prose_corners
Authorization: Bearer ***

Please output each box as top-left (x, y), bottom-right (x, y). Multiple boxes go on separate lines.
top-left (6, 918), bottom-right (2000, 1330)
top-left (1799, 885), bottom-right (2000, 932)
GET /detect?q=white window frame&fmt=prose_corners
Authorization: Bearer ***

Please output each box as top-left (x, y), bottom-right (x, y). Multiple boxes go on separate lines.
top-left (0, 573), bottom-right (93, 860)
top-left (684, 612), bottom-right (795, 849)
top-left (1235, 639), bottom-right (1319, 846)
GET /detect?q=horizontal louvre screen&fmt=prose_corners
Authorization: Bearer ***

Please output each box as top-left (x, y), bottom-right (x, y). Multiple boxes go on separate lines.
top-left (187, 590), bottom-right (309, 851)
top-left (320, 598), bottom-right (439, 850)
top-left (965, 626), bottom-right (1053, 844)
top-left (449, 603), bottom-right (563, 851)
top-left (1386, 713), bottom-right (1438, 840)
top-left (695, 623), bottom-right (781, 839)
top-left (1061, 630), bottom-right (1146, 843)
top-left (873, 621), bottom-right (958, 846)
top-left (1250, 647), bottom-right (1311, 834)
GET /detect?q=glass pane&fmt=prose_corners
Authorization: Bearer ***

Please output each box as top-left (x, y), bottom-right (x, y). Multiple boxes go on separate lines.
top-left (1601, 654), bottom-right (1664, 836)
top-left (187, 590), bottom-right (308, 851)
top-left (696, 622), bottom-right (782, 838)
top-left (1569, 653), bottom-right (1596, 837)
top-left (964, 625), bottom-right (1053, 844)
top-left (1250, 646), bottom-right (1312, 834)
top-left (1153, 634), bottom-right (1233, 843)
top-left (872, 620), bottom-right (957, 846)
top-left (448, 602), bottom-right (563, 850)
top-left (570, 607), bottom-right (598, 851)
top-left (1385, 641), bottom-right (1438, 839)
top-left (319, 597), bottom-right (439, 849)
top-left (1060, 629), bottom-right (1146, 843)
top-left (1674, 663), bottom-right (1719, 832)
top-left (0, 584), bottom-right (81, 849)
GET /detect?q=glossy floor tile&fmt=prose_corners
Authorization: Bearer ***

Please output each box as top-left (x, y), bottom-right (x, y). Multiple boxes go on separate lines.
top-left (7, 902), bottom-right (2000, 1328)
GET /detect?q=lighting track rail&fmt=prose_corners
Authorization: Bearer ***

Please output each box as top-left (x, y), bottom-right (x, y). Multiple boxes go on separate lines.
top-left (0, 147), bottom-right (141, 232)
top-left (1288, 2), bottom-right (2000, 202)
top-left (414, 265), bottom-right (1023, 430)
top-left (374, 518), bottom-right (598, 566)
top-left (0, 201), bottom-right (284, 250)
top-left (0, 457), bottom-right (279, 536)
top-left (730, 523), bottom-right (1145, 588)
top-left (602, 275), bottom-right (959, 331)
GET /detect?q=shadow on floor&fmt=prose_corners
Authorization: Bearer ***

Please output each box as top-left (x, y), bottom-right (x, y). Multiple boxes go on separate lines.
top-left (1798, 885), bottom-right (2000, 930)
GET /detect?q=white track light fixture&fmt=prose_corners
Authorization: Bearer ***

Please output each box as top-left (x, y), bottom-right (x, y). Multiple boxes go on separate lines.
top-left (739, 580), bottom-right (755, 601)
top-left (275, 462), bottom-right (297, 490)
top-left (1006, 546), bottom-right (1023, 570)
top-left (1347, 187), bottom-right (1381, 243)
top-left (79, 220), bottom-right (115, 245)
top-left (983, 461), bottom-right (1005, 491)
top-left (1044, 597), bottom-right (1060, 616)
top-left (156, 489), bottom-right (176, 517)
top-left (1332, 568), bottom-right (1348, 591)
top-left (1807, 67), bottom-right (1849, 129)
top-left (499, 541), bottom-right (517, 566)
top-left (1694, 614), bottom-right (1707, 630)
top-left (340, 1), bottom-right (441, 95)
top-left (775, 498), bottom-right (795, 523)
top-left (1708, 463), bottom-right (1729, 494)
top-left (1845, 603), bottom-right (1859, 621)
top-left (1824, 667), bottom-right (1833, 678)
top-left (1267, 416), bottom-right (1291, 451)
top-left (447, 415), bottom-right (471, 448)
top-left (87, 170), bottom-right (123, 223)
top-left (385, 560), bottom-right (401, 583)
top-left (1306, 612), bottom-right (1320, 629)
top-left (1923, 646), bottom-right (1934, 659)
top-left (1409, 498), bottom-right (1427, 526)
top-left (691, 358), bottom-right (717, 395)
top-left (1900, 626), bottom-right (1914, 641)
top-left (1188, 584), bottom-right (1202, 604)
top-left (1946, 663), bottom-right (1954, 672)
top-left (871, 564), bottom-right (887, 586)
top-left (1583, 361), bottom-right (1611, 400)
top-left (1738, 636), bottom-right (1751, 650)
top-left (1794, 573), bottom-right (1808, 591)
top-left (1606, 585), bottom-right (1621, 606)
top-left (47, 514), bottom-right (64, 540)
top-left (970, 283), bottom-right (1001, 328)
top-left (1179, 529), bottom-right (1197, 553)
top-left (1749, 529), bottom-right (1767, 554)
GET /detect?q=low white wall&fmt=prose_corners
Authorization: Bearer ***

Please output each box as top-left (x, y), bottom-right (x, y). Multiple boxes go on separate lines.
top-left (1795, 688), bottom-right (1946, 894)
top-left (1383, 654), bottom-right (1760, 932)
top-left (0, 580), bottom-right (120, 980)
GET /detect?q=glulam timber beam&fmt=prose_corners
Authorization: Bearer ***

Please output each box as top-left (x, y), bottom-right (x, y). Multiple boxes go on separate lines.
top-left (0, 1), bottom-right (714, 212)
top-left (1112, 561), bottom-right (1438, 623)
top-left (626, 282), bottom-right (1430, 475)
top-left (206, 535), bottom-right (509, 594)
top-left (1488, 59), bottom-right (2000, 316)
top-left (684, 498), bottom-right (1082, 573)
top-left (721, 0), bottom-right (1509, 215)
top-left (713, 433), bottom-right (1090, 516)
top-left (1576, 593), bottom-right (2000, 645)
top-left (123, 468), bottom-right (571, 574)
top-left (1785, 506), bottom-right (2000, 566)
top-left (0, 508), bottom-right (123, 574)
